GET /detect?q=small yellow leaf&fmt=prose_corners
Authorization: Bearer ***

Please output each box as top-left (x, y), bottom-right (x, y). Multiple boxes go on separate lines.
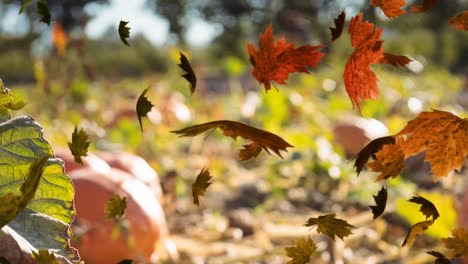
top-left (192, 168), bottom-right (213, 206)
top-left (402, 220), bottom-right (433, 247)
top-left (32, 249), bottom-right (59, 264)
top-left (285, 237), bottom-right (317, 264)
top-left (304, 213), bottom-right (355, 241)
top-left (105, 195), bottom-right (127, 220)
top-left (67, 126), bottom-right (91, 164)
top-left (442, 227), bottom-right (468, 258)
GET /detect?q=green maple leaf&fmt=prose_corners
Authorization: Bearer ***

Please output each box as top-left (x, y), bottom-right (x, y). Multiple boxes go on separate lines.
top-left (67, 126), bottom-right (91, 164)
top-left (136, 87), bottom-right (153, 132)
top-left (118, 20), bottom-right (131, 46)
top-left (304, 213), bottom-right (355, 241)
top-left (285, 237), bottom-right (316, 264)
top-left (0, 156), bottom-right (48, 228)
top-left (37, 0), bottom-right (51, 25)
top-left (32, 249), bottom-right (59, 264)
top-left (178, 52), bottom-right (197, 95)
top-left (105, 195), bottom-right (127, 220)
top-left (192, 168), bottom-right (213, 206)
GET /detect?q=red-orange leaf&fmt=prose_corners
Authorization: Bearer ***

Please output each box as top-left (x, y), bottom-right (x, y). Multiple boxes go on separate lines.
top-left (370, 0), bottom-right (407, 19)
top-left (344, 13), bottom-right (384, 111)
top-left (172, 120), bottom-right (293, 160)
top-left (396, 110), bottom-right (468, 180)
top-left (247, 24), bottom-right (323, 91)
top-left (410, 0), bottom-right (437, 13)
top-left (52, 22), bottom-right (67, 57)
top-left (330, 10), bottom-right (346, 42)
top-left (449, 11), bottom-right (468, 31)
top-left (379, 53), bottom-right (412, 67)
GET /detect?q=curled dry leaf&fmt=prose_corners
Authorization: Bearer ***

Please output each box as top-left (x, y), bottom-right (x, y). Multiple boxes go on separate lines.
top-left (380, 53), bottom-right (412, 67)
top-left (344, 13), bottom-right (384, 111)
top-left (426, 251), bottom-right (452, 264)
top-left (370, 186), bottom-right (387, 220)
top-left (411, 0), bottom-right (437, 13)
top-left (171, 120), bottom-right (293, 160)
top-left (118, 21), bottom-right (131, 46)
top-left (370, 0), bottom-right (407, 18)
top-left (284, 237), bottom-right (317, 264)
top-left (409, 194), bottom-right (440, 221)
top-left (304, 213), bottom-right (355, 241)
top-left (247, 24), bottom-right (323, 91)
top-left (402, 219), bottom-right (434, 247)
top-left (330, 10), bottom-right (346, 42)
top-left (449, 11), bottom-right (468, 31)
top-left (192, 168), bottom-right (213, 206)
top-left (178, 52), bottom-right (197, 94)
top-left (396, 109), bottom-right (468, 180)
top-left (353, 136), bottom-right (395, 176)
top-left (367, 137), bottom-right (405, 181)
top-left (136, 87), bottom-right (154, 132)
top-left (442, 227), bottom-right (468, 258)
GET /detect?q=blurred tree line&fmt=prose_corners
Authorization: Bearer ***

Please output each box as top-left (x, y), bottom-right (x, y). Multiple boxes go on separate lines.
top-left (0, 0), bottom-right (467, 83)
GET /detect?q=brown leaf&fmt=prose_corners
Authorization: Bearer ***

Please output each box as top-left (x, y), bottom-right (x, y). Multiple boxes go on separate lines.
top-left (409, 194), bottom-right (440, 221)
top-left (192, 168), bottom-right (213, 206)
top-left (370, 186), bottom-right (387, 220)
top-left (396, 110), bottom-right (468, 180)
top-left (370, 0), bottom-right (407, 18)
top-left (330, 10), bottom-right (346, 42)
top-left (353, 136), bottom-right (396, 176)
top-left (284, 237), bottom-right (317, 264)
top-left (442, 227), bottom-right (468, 258)
top-left (426, 251), bottom-right (452, 264)
top-left (367, 137), bottom-right (405, 181)
top-left (172, 120), bottom-right (293, 160)
top-left (449, 11), bottom-right (468, 31)
top-left (304, 213), bottom-right (355, 241)
top-left (410, 0), bottom-right (437, 13)
top-left (402, 220), bottom-right (433, 247)
top-left (178, 52), bottom-right (197, 94)
top-left (379, 53), bottom-right (412, 67)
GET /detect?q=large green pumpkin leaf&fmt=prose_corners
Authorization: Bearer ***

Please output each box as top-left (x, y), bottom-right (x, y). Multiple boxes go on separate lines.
top-left (0, 116), bottom-right (77, 260)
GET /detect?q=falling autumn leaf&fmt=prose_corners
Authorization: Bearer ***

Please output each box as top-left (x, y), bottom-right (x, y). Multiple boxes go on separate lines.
top-left (247, 24), bottom-right (323, 91)
top-left (52, 22), bottom-right (67, 57)
top-left (367, 137), bottom-right (405, 181)
top-left (409, 194), bottom-right (440, 221)
top-left (353, 136), bottom-right (396, 176)
top-left (19, 0), bottom-right (32, 14)
top-left (442, 227), bottom-right (468, 258)
top-left (449, 11), bottom-right (468, 31)
top-left (105, 195), bottom-right (127, 220)
top-left (304, 213), bottom-right (355, 241)
top-left (379, 53), bottom-right (412, 67)
top-left (178, 52), bottom-right (197, 94)
top-left (136, 87), bottom-right (154, 132)
top-left (67, 126), bottom-right (91, 164)
top-left (32, 249), bottom-right (59, 264)
top-left (284, 237), bottom-right (317, 264)
top-left (37, 0), bottom-right (51, 25)
top-left (411, 0), bottom-right (437, 13)
top-left (402, 220), bottom-right (433, 247)
top-left (426, 251), bottom-right (452, 264)
top-left (370, 0), bottom-right (407, 18)
top-left (370, 186), bottom-right (387, 220)
top-left (396, 110), bottom-right (468, 180)
top-left (171, 120), bottom-right (293, 160)
top-left (118, 20), bottom-right (131, 46)
top-left (330, 10), bottom-right (346, 42)
top-left (343, 13), bottom-right (384, 111)
top-left (192, 168), bottom-right (213, 206)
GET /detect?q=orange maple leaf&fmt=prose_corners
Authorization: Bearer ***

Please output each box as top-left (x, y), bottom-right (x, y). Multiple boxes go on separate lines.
top-left (52, 22), bottom-right (67, 57)
top-left (410, 0), bottom-right (437, 13)
top-left (367, 137), bottom-right (405, 181)
top-left (247, 24), bottom-right (324, 91)
top-left (370, 0), bottom-right (407, 19)
top-left (449, 11), bottom-right (468, 31)
top-left (343, 13), bottom-right (384, 112)
top-left (396, 110), bottom-right (468, 180)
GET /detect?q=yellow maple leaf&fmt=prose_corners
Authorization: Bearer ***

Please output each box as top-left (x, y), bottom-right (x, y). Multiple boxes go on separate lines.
top-left (396, 110), bottom-right (468, 180)
top-left (284, 237), bottom-right (317, 264)
top-left (367, 137), bottom-right (405, 181)
top-left (442, 227), bottom-right (468, 258)
top-left (402, 220), bottom-right (434, 247)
